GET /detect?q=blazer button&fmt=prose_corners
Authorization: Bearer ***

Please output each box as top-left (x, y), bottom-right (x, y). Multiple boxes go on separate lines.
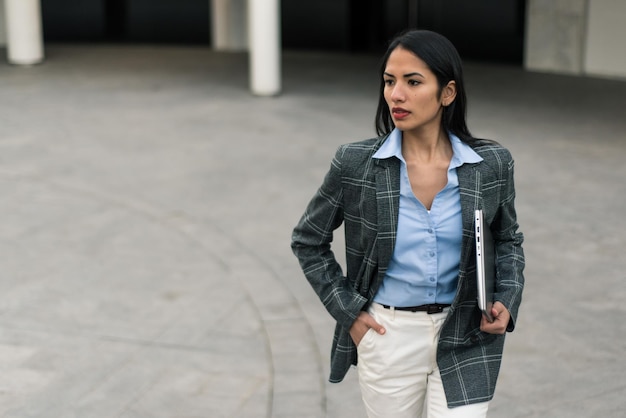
top-left (470, 335), bottom-right (480, 343)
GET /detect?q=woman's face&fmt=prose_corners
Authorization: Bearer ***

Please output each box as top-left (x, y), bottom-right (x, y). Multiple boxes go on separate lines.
top-left (383, 47), bottom-right (454, 135)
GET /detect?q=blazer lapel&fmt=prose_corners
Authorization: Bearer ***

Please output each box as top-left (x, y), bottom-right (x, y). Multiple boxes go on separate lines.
top-left (457, 163), bottom-right (481, 276)
top-left (373, 157), bottom-right (401, 284)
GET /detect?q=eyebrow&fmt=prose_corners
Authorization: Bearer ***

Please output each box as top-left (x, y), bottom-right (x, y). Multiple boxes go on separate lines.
top-left (383, 71), bottom-right (425, 78)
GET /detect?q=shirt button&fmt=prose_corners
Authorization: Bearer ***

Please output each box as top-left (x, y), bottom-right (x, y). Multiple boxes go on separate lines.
top-left (429, 277), bottom-right (436, 282)
top-left (429, 251), bottom-right (435, 257)
top-left (428, 228), bottom-right (434, 234)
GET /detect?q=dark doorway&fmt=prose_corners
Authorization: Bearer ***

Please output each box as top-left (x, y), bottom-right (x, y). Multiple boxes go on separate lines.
top-left (413, 0), bottom-right (526, 64)
top-left (42, 0), bottom-right (211, 44)
top-left (348, 0), bottom-right (526, 64)
top-left (41, 0), bottom-right (525, 64)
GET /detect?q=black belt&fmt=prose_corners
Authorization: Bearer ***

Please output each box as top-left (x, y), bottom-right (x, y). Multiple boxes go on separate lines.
top-left (381, 303), bottom-right (450, 314)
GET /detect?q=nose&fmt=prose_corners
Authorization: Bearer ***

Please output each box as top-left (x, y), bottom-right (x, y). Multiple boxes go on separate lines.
top-left (390, 84), bottom-right (405, 102)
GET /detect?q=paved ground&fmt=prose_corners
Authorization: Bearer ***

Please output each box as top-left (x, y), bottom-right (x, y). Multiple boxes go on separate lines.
top-left (0, 44), bottom-right (625, 418)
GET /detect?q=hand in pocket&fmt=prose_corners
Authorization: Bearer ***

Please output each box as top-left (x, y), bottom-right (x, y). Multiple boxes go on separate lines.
top-left (350, 311), bottom-right (386, 346)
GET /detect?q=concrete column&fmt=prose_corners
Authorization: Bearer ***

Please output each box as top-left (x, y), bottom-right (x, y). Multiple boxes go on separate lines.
top-left (211, 0), bottom-right (247, 51)
top-left (524, 0), bottom-right (587, 75)
top-left (248, 0), bottom-right (281, 96)
top-left (4, 0), bottom-right (44, 65)
top-left (584, 0), bottom-right (626, 79)
top-left (0, 0), bottom-right (6, 47)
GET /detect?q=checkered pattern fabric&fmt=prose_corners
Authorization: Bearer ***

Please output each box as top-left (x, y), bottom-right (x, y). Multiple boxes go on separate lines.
top-left (291, 134), bottom-right (524, 407)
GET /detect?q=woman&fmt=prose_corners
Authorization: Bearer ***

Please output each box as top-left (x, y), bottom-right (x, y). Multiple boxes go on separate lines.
top-left (291, 30), bottom-right (524, 417)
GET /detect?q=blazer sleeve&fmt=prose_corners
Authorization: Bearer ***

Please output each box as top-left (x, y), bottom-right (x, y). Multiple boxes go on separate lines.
top-left (493, 150), bottom-right (525, 332)
top-left (291, 146), bottom-right (368, 329)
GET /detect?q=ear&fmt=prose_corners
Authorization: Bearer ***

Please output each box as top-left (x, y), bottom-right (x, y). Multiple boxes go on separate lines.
top-left (441, 80), bottom-right (457, 107)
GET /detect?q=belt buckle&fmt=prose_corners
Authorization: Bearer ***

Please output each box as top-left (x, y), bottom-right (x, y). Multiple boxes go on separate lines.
top-left (427, 304), bottom-right (443, 314)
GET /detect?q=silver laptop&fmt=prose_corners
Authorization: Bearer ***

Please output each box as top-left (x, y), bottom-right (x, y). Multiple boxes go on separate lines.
top-left (474, 209), bottom-right (495, 322)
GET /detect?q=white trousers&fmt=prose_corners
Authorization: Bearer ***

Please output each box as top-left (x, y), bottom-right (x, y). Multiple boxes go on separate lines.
top-left (357, 303), bottom-right (489, 418)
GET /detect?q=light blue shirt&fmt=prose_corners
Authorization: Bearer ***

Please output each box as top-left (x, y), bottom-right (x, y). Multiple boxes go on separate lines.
top-left (372, 129), bottom-right (483, 307)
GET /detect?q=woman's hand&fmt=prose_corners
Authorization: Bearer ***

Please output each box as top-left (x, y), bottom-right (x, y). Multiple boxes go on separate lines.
top-left (350, 311), bottom-right (386, 346)
top-left (480, 301), bottom-right (510, 334)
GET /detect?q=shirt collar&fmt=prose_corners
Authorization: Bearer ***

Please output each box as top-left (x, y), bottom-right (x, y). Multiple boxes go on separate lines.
top-left (373, 128), bottom-right (483, 167)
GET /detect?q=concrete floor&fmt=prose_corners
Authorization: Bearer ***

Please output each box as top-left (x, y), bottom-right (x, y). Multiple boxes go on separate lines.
top-left (0, 44), bottom-right (625, 417)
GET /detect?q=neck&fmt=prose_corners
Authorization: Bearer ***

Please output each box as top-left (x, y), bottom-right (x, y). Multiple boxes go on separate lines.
top-left (401, 127), bottom-right (451, 162)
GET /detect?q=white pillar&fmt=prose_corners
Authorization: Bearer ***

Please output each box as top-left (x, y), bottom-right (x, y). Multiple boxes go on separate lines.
top-left (4, 0), bottom-right (44, 65)
top-left (248, 0), bottom-right (281, 96)
top-left (211, 0), bottom-right (247, 51)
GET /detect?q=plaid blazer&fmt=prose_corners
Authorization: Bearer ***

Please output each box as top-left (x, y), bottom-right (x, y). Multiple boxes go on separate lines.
top-left (291, 134), bottom-right (525, 407)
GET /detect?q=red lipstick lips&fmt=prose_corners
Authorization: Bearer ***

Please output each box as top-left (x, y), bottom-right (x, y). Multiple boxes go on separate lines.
top-left (392, 107), bottom-right (410, 119)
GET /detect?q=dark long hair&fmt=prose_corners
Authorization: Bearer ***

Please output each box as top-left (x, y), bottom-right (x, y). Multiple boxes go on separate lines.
top-left (375, 30), bottom-right (474, 144)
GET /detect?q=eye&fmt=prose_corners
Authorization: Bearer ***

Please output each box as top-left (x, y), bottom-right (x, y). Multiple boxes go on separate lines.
top-left (408, 79), bottom-right (421, 86)
top-left (383, 79), bottom-right (394, 86)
